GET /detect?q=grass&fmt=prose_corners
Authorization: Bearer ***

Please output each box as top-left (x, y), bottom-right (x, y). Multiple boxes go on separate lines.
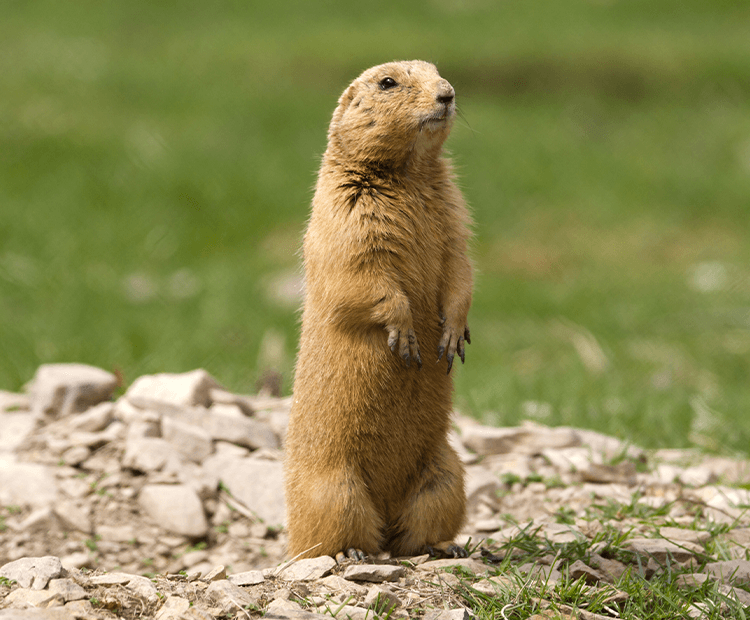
top-left (1, 1), bottom-right (749, 453)
top-left (446, 502), bottom-right (750, 620)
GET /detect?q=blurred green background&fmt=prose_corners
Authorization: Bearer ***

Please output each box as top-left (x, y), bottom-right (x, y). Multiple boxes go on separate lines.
top-left (2, 0), bottom-right (749, 453)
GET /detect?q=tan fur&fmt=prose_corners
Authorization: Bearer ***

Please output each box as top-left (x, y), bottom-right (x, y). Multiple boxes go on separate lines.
top-left (285, 60), bottom-right (473, 559)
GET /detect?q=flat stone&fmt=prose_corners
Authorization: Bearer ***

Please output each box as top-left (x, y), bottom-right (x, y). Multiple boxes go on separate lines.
top-left (139, 484), bottom-right (209, 538)
top-left (343, 564), bottom-right (405, 583)
top-left (0, 390), bottom-right (30, 412)
top-left (705, 560), bottom-right (750, 587)
top-left (203, 456), bottom-right (285, 526)
top-left (0, 456), bottom-right (58, 508)
top-left (161, 416), bottom-right (213, 463)
top-left (89, 573), bottom-right (133, 585)
top-left (423, 609), bottom-right (473, 620)
top-left (228, 570), bottom-right (265, 585)
top-left (65, 401), bottom-right (114, 432)
top-left (567, 560), bottom-right (607, 584)
top-left (156, 595), bottom-right (192, 620)
top-left (0, 556), bottom-right (64, 590)
top-left (4, 588), bottom-right (65, 608)
top-left (28, 363), bottom-right (117, 418)
top-left (265, 610), bottom-right (322, 620)
top-left (588, 554), bottom-right (628, 583)
top-left (206, 580), bottom-right (259, 614)
top-left (279, 556), bottom-right (336, 581)
top-left (417, 558), bottom-right (489, 576)
top-left (0, 411), bottom-right (36, 452)
top-left (126, 369), bottom-right (222, 410)
top-left (204, 410), bottom-right (279, 450)
top-left (464, 466), bottom-right (501, 510)
top-left (47, 578), bottom-right (88, 602)
top-left (462, 421), bottom-right (579, 456)
top-left (364, 585), bottom-right (400, 612)
top-left (122, 436), bottom-right (185, 473)
top-left (625, 538), bottom-right (702, 564)
top-left (0, 610), bottom-right (74, 620)
top-left (658, 527), bottom-right (710, 546)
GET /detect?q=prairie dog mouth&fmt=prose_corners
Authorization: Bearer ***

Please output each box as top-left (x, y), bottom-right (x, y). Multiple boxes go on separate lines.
top-left (420, 104), bottom-right (455, 129)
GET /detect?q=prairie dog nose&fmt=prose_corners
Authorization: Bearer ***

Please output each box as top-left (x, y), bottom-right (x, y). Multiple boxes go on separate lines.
top-left (436, 80), bottom-right (455, 104)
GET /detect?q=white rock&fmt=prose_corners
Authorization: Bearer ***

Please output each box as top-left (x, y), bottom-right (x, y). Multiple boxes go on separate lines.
top-left (228, 570), bottom-right (265, 586)
top-left (279, 556), bottom-right (336, 581)
top-left (705, 560), bottom-right (750, 587)
top-left (0, 411), bottom-right (36, 453)
top-left (417, 559), bottom-right (488, 576)
top-left (139, 484), bottom-right (209, 538)
top-left (28, 363), bottom-right (117, 418)
top-left (0, 556), bottom-right (64, 590)
top-left (206, 580), bottom-right (259, 614)
top-left (156, 595), bottom-right (191, 620)
top-left (462, 421), bottom-right (580, 456)
top-left (625, 538), bottom-right (702, 563)
top-left (342, 564), bottom-right (405, 583)
top-left (126, 369), bottom-right (222, 409)
top-left (204, 410), bottom-right (279, 450)
top-left (0, 390), bottom-right (30, 412)
top-left (464, 466), bottom-right (501, 511)
top-left (65, 401), bottom-right (114, 432)
top-left (203, 456), bottom-right (285, 526)
top-left (423, 609), bottom-right (473, 620)
top-left (48, 578), bottom-right (88, 602)
top-left (123, 436), bottom-right (185, 473)
top-left (0, 455), bottom-right (57, 508)
top-left (161, 416), bottom-right (214, 463)
top-left (364, 585), bottom-right (400, 612)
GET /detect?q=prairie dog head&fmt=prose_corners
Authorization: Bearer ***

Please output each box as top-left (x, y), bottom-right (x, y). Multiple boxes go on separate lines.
top-left (327, 60), bottom-right (456, 167)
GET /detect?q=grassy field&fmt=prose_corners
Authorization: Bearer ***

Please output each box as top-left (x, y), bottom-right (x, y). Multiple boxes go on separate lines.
top-left (1, 0), bottom-right (749, 453)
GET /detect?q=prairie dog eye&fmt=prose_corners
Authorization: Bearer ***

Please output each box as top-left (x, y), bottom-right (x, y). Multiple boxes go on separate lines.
top-left (379, 77), bottom-right (398, 90)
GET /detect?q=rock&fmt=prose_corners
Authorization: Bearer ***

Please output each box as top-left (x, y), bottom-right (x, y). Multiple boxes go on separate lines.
top-left (0, 456), bottom-right (58, 508)
top-left (0, 556), bottom-right (64, 590)
top-left (65, 401), bottom-right (115, 433)
top-left (625, 538), bottom-right (702, 564)
top-left (0, 610), bottom-right (74, 620)
top-left (126, 369), bottom-right (222, 410)
top-left (343, 564), bottom-right (405, 583)
top-left (228, 570), bottom-right (265, 586)
top-left (0, 390), bottom-right (30, 412)
top-left (28, 363), bottom-right (117, 418)
top-left (462, 421), bottom-right (579, 456)
top-left (204, 411), bottom-right (279, 450)
top-left (0, 411), bottom-right (36, 452)
top-left (161, 416), bottom-right (213, 463)
top-left (206, 580), bottom-right (260, 614)
top-left (139, 484), bottom-right (209, 538)
top-left (4, 588), bottom-right (65, 608)
top-left (658, 526), bottom-right (710, 546)
top-left (704, 560), bottom-right (750, 587)
top-left (423, 609), bottom-right (473, 620)
top-left (588, 554), bottom-right (628, 583)
top-left (279, 556), bottom-right (336, 581)
top-left (123, 436), bottom-right (185, 473)
top-left (203, 456), bottom-right (285, 526)
top-left (567, 560), bottom-right (607, 584)
top-left (156, 595), bottom-right (192, 620)
top-left (418, 558), bottom-right (489, 576)
top-left (47, 578), bottom-right (88, 602)
top-left (202, 565), bottom-right (227, 581)
top-left (364, 585), bottom-right (400, 612)
top-left (464, 466), bottom-right (501, 511)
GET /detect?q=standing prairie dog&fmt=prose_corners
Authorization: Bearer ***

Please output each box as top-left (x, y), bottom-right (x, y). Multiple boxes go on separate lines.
top-left (285, 60), bottom-right (473, 561)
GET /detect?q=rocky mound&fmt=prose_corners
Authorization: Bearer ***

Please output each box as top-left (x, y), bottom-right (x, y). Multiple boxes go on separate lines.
top-left (1, 364), bottom-right (749, 619)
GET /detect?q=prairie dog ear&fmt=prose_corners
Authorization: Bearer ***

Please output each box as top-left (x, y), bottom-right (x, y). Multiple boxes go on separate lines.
top-left (336, 83), bottom-right (357, 110)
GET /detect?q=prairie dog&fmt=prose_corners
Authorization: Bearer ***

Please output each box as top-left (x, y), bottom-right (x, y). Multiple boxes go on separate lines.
top-left (285, 60), bottom-right (472, 560)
